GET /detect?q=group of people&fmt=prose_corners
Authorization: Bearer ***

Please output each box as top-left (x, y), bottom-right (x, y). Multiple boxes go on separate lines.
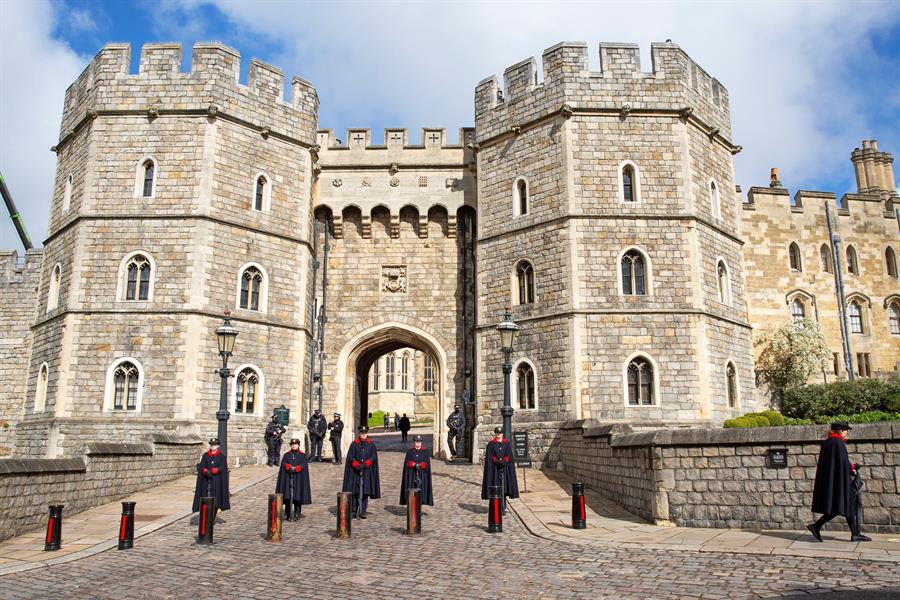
top-left (265, 410), bottom-right (346, 466)
top-left (191, 422), bottom-right (520, 523)
top-left (380, 412), bottom-right (413, 440)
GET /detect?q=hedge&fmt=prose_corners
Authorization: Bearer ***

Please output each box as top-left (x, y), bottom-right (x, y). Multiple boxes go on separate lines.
top-left (780, 377), bottom-right (900, 420)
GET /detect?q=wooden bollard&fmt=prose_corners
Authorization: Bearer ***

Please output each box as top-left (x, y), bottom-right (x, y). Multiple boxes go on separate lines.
top-left (406, 489), bottom-right (422, 535)
top-left (336, 492), bottom-right (352, 539)
top-left (267, 494), bottom-right (283, 541)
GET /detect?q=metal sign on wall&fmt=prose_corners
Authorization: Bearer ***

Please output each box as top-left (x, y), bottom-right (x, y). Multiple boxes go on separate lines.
top-left (512, 431), bottom-right (531, 468)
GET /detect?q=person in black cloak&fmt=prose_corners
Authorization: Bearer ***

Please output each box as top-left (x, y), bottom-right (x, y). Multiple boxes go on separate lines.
top-left (807, 421), bottom-right (871, 542)
top-left (481, 427), bottom-right (519, 512)
top-left (398, 413), bottom-right (411, 442)
top-left (192, 437), bottom-right (230, 514)
top-left (276, 438), bottom-right (312, 521)
top-left (342, 426), bottom-right (380, 519)
top-left (400, 434), bottom-right (433, 506)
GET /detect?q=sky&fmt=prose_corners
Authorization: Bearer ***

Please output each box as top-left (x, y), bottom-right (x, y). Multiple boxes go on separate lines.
top-left (1, 0), bottom-right (898, 252)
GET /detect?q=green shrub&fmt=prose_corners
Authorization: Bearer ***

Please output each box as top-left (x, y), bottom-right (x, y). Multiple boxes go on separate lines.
top-left (781, 377), bottom-right (900, 419)
top-left (784, 417), bottom-right (813, 426)
top-left (724, 416), bottom-right (755, 428)
top-left (761, 410), bottom-right (785, 426)
top-left (367, 410), bottom-right (386, 428)
top-left (886, 394), bottom-right (900, 413)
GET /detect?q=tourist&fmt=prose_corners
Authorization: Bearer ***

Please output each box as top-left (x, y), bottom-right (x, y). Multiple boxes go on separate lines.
top-left (399, 413), bottom-right (411, 442)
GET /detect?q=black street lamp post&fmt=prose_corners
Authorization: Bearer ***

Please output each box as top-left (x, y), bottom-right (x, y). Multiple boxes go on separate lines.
top-left (496, 310), bottom-right (519, 441)
top-left (215, 311), bottom-right (238, 457)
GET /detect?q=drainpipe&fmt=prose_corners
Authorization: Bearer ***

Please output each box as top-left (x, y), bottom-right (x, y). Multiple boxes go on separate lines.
top-left (826, 202), bottom-right (854, 380)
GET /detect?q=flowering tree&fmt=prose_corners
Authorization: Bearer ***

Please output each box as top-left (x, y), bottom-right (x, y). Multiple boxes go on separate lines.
top-left (755, 318), bottom-right (832, 404)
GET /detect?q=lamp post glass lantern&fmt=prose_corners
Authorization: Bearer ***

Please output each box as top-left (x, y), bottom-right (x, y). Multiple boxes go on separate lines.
top-left (496, 311), bottom-right (519, 441)
top-left (215, 312), bottom-right (238, 457)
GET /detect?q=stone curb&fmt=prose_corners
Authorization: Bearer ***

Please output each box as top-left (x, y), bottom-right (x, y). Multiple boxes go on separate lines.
top-left (0, 470), bottom-right (277, 577)
top-left (507, 496), bottom-right (899, 563)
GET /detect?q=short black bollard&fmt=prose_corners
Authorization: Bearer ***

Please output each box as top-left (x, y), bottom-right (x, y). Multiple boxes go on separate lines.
top-left (197, 497), bottom-right (216, 545)
top-left (336, 492), bottom-right (352, 539)
top-left (406, 489), bottom-right (422, 535)
top-left (487, 485), bottom-right (503, 533)
top-left (572, 482), bottom-right (586, 530)
top-left (267, 494), bottom-right (283, 542)
top-left (118, 501), bottom-right (136, 550)
top-left (44, 504), bottom-right (64, 551)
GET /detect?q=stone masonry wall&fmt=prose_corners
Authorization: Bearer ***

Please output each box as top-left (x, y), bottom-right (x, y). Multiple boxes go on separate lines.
top-left (0, 250), bottom-right (42, 457)
top-left (557, 420), bottom-right (900, 532)
top-left (0, 434), bottom-right (201, 542)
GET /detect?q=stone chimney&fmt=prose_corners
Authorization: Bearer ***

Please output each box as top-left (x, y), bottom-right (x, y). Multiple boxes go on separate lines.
top-left (851, 139), bottom-right (896, 194)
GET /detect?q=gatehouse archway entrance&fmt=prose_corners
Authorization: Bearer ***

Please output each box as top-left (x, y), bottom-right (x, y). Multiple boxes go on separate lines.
top-left (335, 323), bottom-right (450, 457)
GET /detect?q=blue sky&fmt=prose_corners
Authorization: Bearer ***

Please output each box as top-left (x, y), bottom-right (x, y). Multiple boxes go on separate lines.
top-left (1, 0), bottom-right (899, 251)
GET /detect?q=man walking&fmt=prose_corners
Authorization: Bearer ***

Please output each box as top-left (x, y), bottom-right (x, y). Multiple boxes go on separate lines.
top-left (446, 404), bottom-right (466, 458)
top-left (342, 426), bottom-right (381, 519)
top-left (393, 412), bottom-right (400, 432)
top-left (328, 412), bottom-right (344, 465)
top-left (307, 408), bottom-right (327, 462)
top-left (264, 413), bottom-right (286, 467)
top-left (808, 421), bottom-right (870, 542)
top-left (399, 413), bottom-right (411, 442)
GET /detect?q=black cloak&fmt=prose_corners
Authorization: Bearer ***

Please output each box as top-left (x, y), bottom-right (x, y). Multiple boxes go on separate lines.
top-left (399, 416), bottom-right (411, 433)
top-left (342, 438), bottom-right (381, 499)
top-left (400, 447), bottom-right (433, 506)
top-left (192, 450), bottom-right (231, 512)
top-left (812, 434), bottom-right (853, 517)
top-left (481, 438), bottom-right (519, 500)
top-left (275, 450), bottom-right (312, 506)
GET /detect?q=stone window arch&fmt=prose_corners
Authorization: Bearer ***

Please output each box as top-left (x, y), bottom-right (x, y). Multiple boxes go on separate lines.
top-left (619, 247), bottom-right (651, 296)
top-left (512, 177), bottom-right (529, 217)
top-left (710, 179), bottom-right (721, 219)
top-left (373, 359), bottom-right (380, 392)
top-left (134, 157), bottom-right (158, 198)
top-left (385, 353), bottom-right (396, 389)
top-left (514, 260), bottom-right (535, 305)
top-left (820, 243), bottom-right (833, 273)
top-left (848, 298), bottom-right (866, 335)
top-left (790, 298), bottom-right (806, 321)
top-left (512, 358), bottom-right (537, 410)
top-left (236, 263), bottom-right (268, 313)
top-left (624, 352), bottom-right (659, 406)
top-left (34, 362), bottom-right (49, 413)
top-left (253, 172), bottom-right (272, 212)
top-left (232, 364), bottom-right (263, 415)
top-left (789, 242), bottom-right (802, 272)
top-left (716, 259), bottom-right (732, 306)
top-left (401, 352), bottom-right (410, 390)
top-left (888, 300), bottom-right (900, 335)
top-left (423, 354), bottom-right (435, 393)
top-left (117, 251), bottom-right (155, 302)
top-left (47, 263), bottom-right (61, 312)
top-left (846, 245), bottom-right (860, 275)
top-left (103, 358), bottom-right (145, 412)
top-left (726, 360), bottom-right (739, 408)
top-left (619, 161), bottom-right (641, 203)
top-left (63, 174), bottom-right (73, 212)
top-left (886, 247), bottom-right (898, 278)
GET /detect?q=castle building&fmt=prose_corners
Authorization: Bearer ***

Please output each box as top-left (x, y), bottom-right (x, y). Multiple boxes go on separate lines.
top-left (0, 40), bottom-right (896, 464)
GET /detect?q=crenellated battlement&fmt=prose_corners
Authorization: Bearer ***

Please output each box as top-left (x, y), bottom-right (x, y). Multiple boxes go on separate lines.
top-left (474, 40), bottom-right (731, 143)
top-left (58, 42), bottom-right (319, 148)
top-left (0, 250), bottom-right (43, 286)
top-left (316, 127), bottom-right (476, 151)
top-left (744, 187), bottom-right (896, 220)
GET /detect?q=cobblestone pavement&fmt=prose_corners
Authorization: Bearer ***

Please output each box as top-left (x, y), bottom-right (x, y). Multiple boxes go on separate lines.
top-left (1, 442), bottom-right (898, 600)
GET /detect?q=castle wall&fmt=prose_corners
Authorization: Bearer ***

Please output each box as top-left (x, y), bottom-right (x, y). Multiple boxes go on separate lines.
top-left (0, 251), bottom-right (42, 456)
top-left (740, 183), bottom-right (900, 381)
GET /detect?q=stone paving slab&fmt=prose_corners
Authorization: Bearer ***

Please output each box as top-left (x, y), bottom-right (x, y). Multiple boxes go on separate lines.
top-left (510, 466), bottom-right (900, 563)
top-left (0, 464), bottom-right (273, 575)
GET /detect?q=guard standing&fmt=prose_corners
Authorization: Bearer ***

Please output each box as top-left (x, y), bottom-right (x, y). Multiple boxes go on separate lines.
top-left (328, 413), bottom-right (344, 464)
top-left (446, 404), bottom-right (466, 458)
top-left (481, 427), bottom-right (519, 511)
top-left (400, 435), bottom-right (433, 506)
top-left (807, 421), bottom-right (871, 542)
top-left (307, 409), bottom-right (327, 462)
top-left (342, 426), bottom-right (381, 519)
top-left (275, 438), bottom-right (312, 521)
top-left (192, 438), bottom-right (231, 514)
top-left (264, 414), bottom-right (286, 467)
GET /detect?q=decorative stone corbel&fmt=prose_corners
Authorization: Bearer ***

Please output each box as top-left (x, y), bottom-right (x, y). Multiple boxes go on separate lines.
top-left (730, 145), bottom-right (743, 155)
top-left (86, 109), bottom-right (98, 120)
top-left (678, 107), bottom-right (693, 121)
top-left (465, 141), bottom-right (480, 151)
top-left (389, 162), bottom-right (399, 175)
top-left (50, 145), bottom-right (59, 154)
top-left (147, 106), bottom-right (159, 121)
top-left (511, 125), bottom-right (522, 135)
top-left (620, 104), bottom-right (632, 118)
top-left (207, 104), bottom-right (219, 118)
top-left (707, 127), bottom-right (720, 141)
top-left (560, 103), bottom-right (574, 119)
top-left (260, 125), bottom-right (271, 139)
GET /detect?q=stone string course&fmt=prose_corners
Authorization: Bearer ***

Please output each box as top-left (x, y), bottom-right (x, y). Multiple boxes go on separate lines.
top-left (557, 420), bottom-right (900, 533)
top-left (0, 434), bottom-right (202, 542)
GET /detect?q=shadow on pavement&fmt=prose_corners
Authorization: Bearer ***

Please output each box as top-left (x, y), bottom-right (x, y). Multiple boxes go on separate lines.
top-left (774, 590), bottom-right (900, 599)
top-left (459, 502), bottom-right (488, 514)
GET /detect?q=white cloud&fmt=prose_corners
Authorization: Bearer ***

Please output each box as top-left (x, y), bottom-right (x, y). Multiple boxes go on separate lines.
top-left (0, 0), bottom-right (86, 251)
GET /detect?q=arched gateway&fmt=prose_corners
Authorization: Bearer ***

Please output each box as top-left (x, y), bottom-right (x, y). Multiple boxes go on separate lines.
top-left (335, 322), bottom-right (451, 456)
